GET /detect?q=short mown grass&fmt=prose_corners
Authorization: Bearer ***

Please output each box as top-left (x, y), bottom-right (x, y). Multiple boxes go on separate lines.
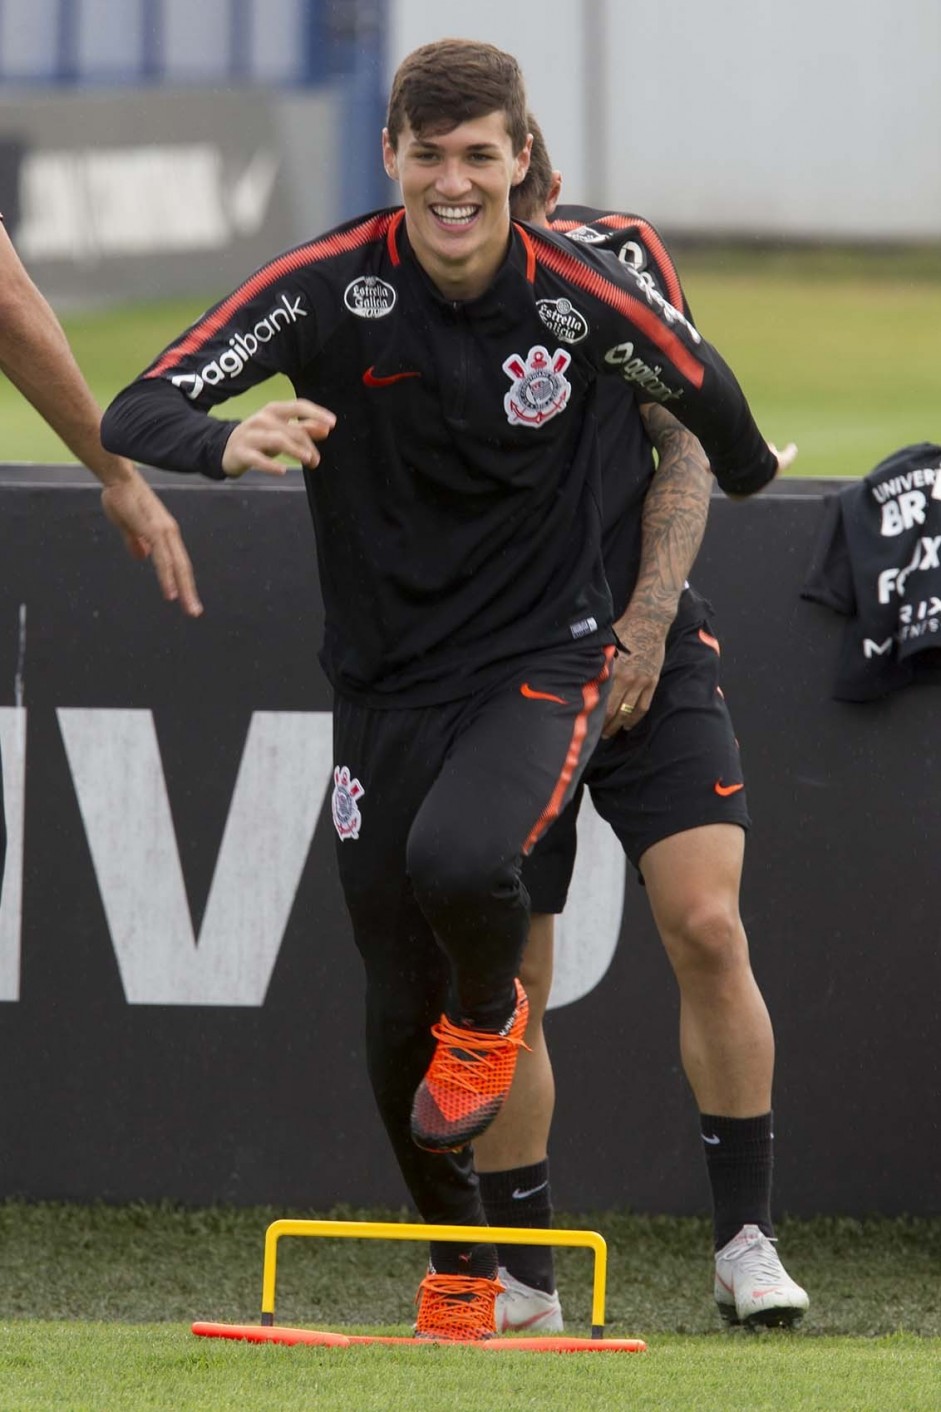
top-left (0, 1324), bottom-right (937, 1412)
top-left (0, 1203), bottom-right (938, 1410)
top-left (0, 1201), bottom-right (936, 1336)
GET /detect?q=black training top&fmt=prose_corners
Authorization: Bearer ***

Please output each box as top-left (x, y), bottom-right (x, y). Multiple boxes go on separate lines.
top-left (102, 207), bottom-right (775, 706)
top-left (550, 203), bottom-right (699, 627)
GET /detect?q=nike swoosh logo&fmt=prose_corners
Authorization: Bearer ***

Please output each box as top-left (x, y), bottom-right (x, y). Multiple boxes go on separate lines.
top-left (512, 1180), bottom-right (549, 1200)
top-left (500, 1308), bottom-right (556, 1331)
top-left (520, 684), bottom-right (568, 705)
top-left (362, 366), bottom-right (421, 388)
top-left (702, 1133), bottom-right (721, 1145)
top-left (751, 1286), bottom-right (786, 1299)
top-left (714, 781), bottom-right (745, 797)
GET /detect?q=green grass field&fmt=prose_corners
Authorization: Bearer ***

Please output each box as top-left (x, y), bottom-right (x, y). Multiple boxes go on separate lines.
top-left (3, 247), bottom-right (939, 478)
top-left (0, 1203), bottom-right (938, 1408)
top-left (3, 1325), bottom-right (936, 1411)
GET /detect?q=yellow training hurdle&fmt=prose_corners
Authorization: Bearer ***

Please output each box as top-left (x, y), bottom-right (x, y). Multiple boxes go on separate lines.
top-left (262, 1218), bottom-right (610, 1338)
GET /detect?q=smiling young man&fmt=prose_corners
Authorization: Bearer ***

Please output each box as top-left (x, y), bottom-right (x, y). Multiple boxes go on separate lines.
top-left (102, 38), bottom-right (791, 1341)
top-left (382, 112), bottom-right (526, 300)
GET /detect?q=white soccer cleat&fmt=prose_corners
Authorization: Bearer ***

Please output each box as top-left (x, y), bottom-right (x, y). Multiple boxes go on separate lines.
top-left (714, 1224), bottom-right (809, 1329)
top-left (495, 1267), bottom-right (564, 1334)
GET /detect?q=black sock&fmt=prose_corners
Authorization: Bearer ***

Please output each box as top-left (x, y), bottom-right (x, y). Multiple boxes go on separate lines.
top-left (478, 1159), bottom-right (556, 1293)
top-left (428, 1239), bottom-right (498, 1279)
top-left (700, 1111), bottom-right (775, 1251)
top-left (452, 981), bottom-right (518, 1032)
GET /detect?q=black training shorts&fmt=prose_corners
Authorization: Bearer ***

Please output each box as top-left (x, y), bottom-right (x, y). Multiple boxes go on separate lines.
top-left (332, 641), bottom-right (614, 964)
top-left (521, 594), bottom-right (750, 913)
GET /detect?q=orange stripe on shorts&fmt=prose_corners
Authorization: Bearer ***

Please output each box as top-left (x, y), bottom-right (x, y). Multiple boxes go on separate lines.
top-left (522, 646), bottom-right (615, 855)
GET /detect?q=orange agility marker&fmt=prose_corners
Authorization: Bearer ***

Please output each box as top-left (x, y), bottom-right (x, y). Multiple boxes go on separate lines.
top-left (484, 1335), bottom-right (647, 1354)
top-left (192, 1323), bottom-right (442, 1348)
top-left (192, 1323), bottom-right (646, 1353)
top-left (193, 1323), bottom-right (351, 1347)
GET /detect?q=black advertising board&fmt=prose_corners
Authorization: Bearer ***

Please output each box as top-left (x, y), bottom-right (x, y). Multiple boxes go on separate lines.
top-left (1, 469), bottom-right (937, 1216)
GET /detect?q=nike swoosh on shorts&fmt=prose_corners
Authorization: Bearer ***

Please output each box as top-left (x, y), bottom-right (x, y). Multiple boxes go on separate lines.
top-left (520, 683), bottom-right (568, 705)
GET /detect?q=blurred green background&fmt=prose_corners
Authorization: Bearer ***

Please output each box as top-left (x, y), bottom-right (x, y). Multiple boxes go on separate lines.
top-left (4, 246), bottom-right (940, 478)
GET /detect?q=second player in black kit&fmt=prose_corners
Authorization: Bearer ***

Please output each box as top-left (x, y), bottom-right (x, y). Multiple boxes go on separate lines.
top-left (102, 39), bottom-right (788, 1340)
top-left (472, 122), bottom-right (807, 1331)
top-left (524, 201), bottom-right (750, 894)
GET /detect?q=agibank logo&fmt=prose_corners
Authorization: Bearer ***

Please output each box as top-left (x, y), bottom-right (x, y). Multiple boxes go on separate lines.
top-left (170, 292), bottom-right (307, 399)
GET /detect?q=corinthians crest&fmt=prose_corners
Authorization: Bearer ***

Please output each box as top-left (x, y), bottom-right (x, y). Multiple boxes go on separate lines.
top-left (332, 765), bottom-right (365, 840)
top-left (502, 344), bottom-right (573, 428)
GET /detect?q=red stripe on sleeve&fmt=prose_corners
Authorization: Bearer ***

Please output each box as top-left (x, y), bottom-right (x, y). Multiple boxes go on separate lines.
top-left (530, 232), bottom-right (704, 388)
top-left (550, 213), bottom-right (685, 319)
top-left (513, 222), bottom-right (537, 282)
top-left (604, 214), bottom-right (684, 312)
top-left (146, 212), bottom-right (397, 379)
top-left (386, 208), bottom-right (405, 265)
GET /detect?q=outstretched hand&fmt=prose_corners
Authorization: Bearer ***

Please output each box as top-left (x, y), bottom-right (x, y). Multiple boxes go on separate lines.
top-left (101, 469), bottom-right (203, 617)
top-left (771, 442), bottom-right (798, 474)
top-left (221, 399), bottom-right (337, 478)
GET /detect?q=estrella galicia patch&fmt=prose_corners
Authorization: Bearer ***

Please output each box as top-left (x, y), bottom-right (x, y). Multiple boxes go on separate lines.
top-left (332, 765), bottom-right (365, 840)
top-left (536, 297), bottom-right (589, 345)
top-left (344, 276), bottom-right (396, 319)
top-left (502, 345), bottom-right (573, 428)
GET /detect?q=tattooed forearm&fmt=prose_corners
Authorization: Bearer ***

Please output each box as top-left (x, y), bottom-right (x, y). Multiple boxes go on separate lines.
top-left (616, 402), bottom-right (712, 641)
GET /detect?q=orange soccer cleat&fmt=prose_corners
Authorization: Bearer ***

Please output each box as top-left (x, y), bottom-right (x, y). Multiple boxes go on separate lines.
top-left (410, 979), bottom-right (529, 1152)
top-left (414, 1271), bottom-right (504, 1341)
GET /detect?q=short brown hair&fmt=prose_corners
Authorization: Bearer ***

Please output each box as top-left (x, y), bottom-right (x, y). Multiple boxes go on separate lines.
top-left (510, 112), bottom-right (554, 221)
top-left (387, 39), bottom-right (529, 153)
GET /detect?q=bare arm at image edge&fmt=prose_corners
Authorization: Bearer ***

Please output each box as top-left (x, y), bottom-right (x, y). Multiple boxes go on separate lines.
top-left (0, 222), bottom-right (202, 616)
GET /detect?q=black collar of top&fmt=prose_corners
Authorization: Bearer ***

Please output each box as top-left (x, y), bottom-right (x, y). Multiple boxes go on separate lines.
top-left (390, 213), bottom-right (536, 323)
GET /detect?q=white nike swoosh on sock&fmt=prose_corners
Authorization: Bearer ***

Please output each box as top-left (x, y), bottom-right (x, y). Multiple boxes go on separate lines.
top-left (702, 1134), bottom-right (721, 1145)
top-left (512, 1180), bottom-right (549, 1200)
